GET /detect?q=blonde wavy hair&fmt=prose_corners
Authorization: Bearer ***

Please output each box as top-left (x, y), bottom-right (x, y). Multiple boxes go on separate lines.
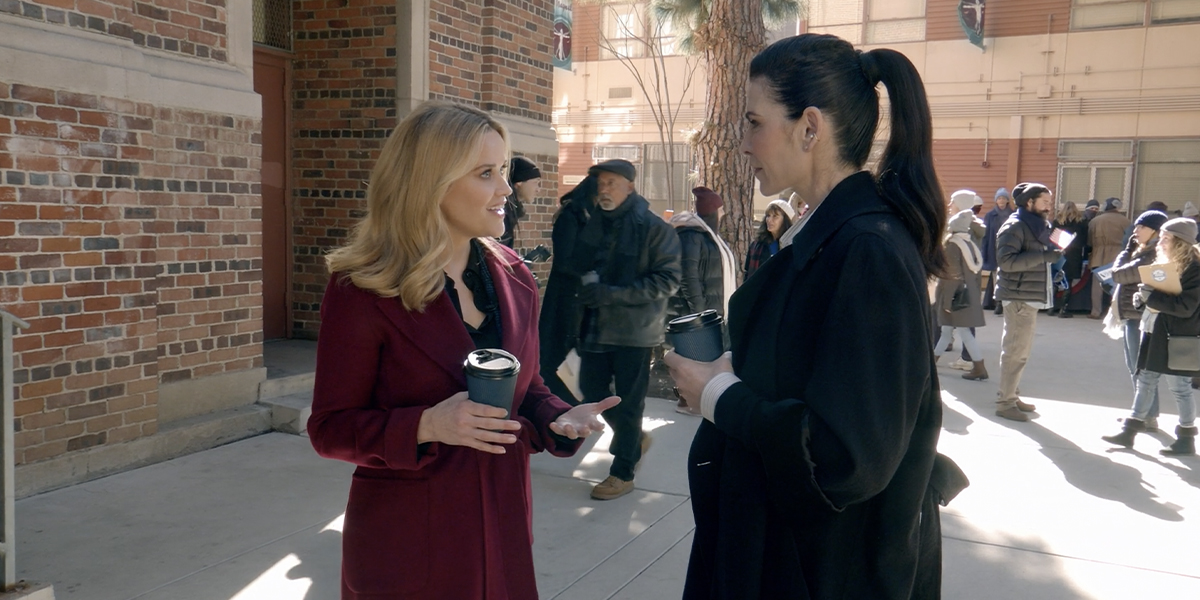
top-left (326, 101), bottom-right (509, 311)
top-left (1157, 230), bottom-right (1200, 274)
top-left (1056, 200), bottom-right (1083, 224)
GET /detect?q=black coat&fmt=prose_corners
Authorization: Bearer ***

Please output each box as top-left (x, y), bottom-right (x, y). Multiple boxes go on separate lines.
top-left (538, 198), bottom-right (592, 369)
top-left (670, 225), bottom-right (726, 319)
top-left (684, 172), bottom-right (943, 599)
top-left (574, 194), bottom-right (681, 348)
top-left (1138, 260), bottom-right (1200, 376)
top-left (1051, 218), bottom-right (1088, 280)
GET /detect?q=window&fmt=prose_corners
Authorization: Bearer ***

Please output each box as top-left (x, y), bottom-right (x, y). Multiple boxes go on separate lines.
top-left (253, 0), bottom-right (292, 51)
top-left (602, 3), bottom-right (644, 59)
top-left (1071, 0), bottom-right (1200, 30)
top-left (600, 2), bottom-right (678, 59)
top-left (641, 143), bottom-right (691, 213)
top-left (805, 0), bottom-right (925, 45)
top-left (1134, 140), bottom-right (1200, 213)
top-left (589, 144), bottom-right (691, 213)
top-left (1057, 140), bottom-right (1135, 209)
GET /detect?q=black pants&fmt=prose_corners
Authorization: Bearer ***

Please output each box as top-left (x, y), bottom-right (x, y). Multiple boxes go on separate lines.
top-left (580, 347), bottom-right (651, 481)
top-left (982, 272), bottom-right (997, 310)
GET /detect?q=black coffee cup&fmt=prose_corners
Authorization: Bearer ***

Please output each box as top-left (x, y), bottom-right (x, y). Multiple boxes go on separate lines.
top-left (666, 310), bottom-right (725, 362)
top-left (464, 349), bottom-right (521, 416)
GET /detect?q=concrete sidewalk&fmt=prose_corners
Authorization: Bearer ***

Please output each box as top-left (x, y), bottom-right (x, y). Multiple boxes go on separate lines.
top-left (15, 315), bottom-right (1200, 599)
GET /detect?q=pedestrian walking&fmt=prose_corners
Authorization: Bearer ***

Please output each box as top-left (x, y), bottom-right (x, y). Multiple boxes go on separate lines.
top-left (499, 156), bottom-right (540, 248)
top-left (537, 175), bottom-right (598, 405)
top-left (307, 101), bottom-right (617, 599)
top-left (668, 187), bottom-right (738, 415)
top-left (1087, 197), bottom-right (1132, 318)
top-left (1050, 200), bottom-right (1088, 317)
top-left (994, 182), bottom-right (1062, 421)
top-left (574, 158), bottom-right (681, 500)
top-left (744, 198), bottom-right (794, 279)
top-left (982, 188), bottom-right (1014, 314)
top-left (935, 210), bottom-right (988, 380)
top-left (664, 34), bottom-right (948, 599)
top-left (1102, 217), bottom-right (1200, 455)
top-left (1108, 209), bottom-right (1168, 431)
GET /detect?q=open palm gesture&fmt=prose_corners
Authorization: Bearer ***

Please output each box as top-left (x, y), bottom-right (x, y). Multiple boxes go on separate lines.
top-left (549, 396), bottom-right (620, 439)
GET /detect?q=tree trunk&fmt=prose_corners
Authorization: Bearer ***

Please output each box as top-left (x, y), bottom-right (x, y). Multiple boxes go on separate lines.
top-left (695, 0), bottom-right (765, 282)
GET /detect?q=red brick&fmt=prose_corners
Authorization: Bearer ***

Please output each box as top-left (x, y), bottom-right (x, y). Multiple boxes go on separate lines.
top-left (15, 120), bottom-right (59, 138)
top-left (11, 85), bottom-right (55, 104)
top-left (36, 105), bottom-right (78, 123)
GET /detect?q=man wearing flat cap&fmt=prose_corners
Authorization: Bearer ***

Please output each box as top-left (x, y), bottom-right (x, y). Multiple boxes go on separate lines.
top-left (572, 159), bottom-right (681, 500)
top-left (994, 182), bottom-right (1062, 421)
top-left (1087, 197), bottom-right (1132, 318)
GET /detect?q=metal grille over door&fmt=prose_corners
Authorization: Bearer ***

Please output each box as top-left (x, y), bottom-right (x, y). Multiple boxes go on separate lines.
top-left (253, 0), bottom-right (292, 51)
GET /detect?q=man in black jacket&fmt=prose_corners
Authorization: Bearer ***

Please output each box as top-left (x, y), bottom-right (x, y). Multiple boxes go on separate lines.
top-left (575, 159), bottom-right (681, 500)
top-left (994, 182), bottom-right (1062, 422)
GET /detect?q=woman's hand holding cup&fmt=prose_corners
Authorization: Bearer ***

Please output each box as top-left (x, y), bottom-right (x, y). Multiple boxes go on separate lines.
top-left (663, 351), bottom-right (734, 411)
top-left (417, 391), bottom-right (522, 454)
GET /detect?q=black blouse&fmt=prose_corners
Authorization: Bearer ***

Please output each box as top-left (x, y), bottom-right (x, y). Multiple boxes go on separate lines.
top-left (445, 240), bottom-right (503, 350)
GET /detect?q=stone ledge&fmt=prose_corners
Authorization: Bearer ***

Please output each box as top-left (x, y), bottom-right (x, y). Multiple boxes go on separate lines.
top-left (0, 582), bottom-right (54, 600)
top-left (16, 405), bottom-right (271, 499)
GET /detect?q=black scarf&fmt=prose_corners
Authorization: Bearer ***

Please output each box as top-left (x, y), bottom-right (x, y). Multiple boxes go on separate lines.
top-left (1016, 207), bottom-right (1053, 248)
top-left (573, 194), bottom-right (648, 285)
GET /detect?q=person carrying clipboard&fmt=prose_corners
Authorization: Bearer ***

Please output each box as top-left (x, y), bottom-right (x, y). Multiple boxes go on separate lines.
top-left (1103, 217), bottom-right (1200, 455)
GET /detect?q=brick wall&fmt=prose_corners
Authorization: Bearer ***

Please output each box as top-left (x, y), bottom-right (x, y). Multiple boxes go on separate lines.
top-left (289, 0), bottom-right (398, 337)
top-left (479, 1), bottom-right (553, 122)
top-left (1, 0), bottom-right (229, 61)
top-left (0, 80), bottom-right (261, 465)
top-left (289, 0), bottom-right (558, 336)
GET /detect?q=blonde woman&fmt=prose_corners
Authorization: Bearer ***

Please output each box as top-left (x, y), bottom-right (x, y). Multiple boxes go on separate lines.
top-left (1050, 200), bottom-right (1088, 316)
top-left (307, 101), bottom-right (618, 599)
top-left (1103, 217), bottom-right (1200, 455)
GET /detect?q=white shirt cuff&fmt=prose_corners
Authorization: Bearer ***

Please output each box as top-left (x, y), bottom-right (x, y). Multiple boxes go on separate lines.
top-left (701, 372), bottom-right (741, 422)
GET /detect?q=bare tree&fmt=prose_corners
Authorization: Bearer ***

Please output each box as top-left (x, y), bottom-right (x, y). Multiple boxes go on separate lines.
top-left (653, 0), bottom-right (802, 272)
top-left (596, 1), bottom-right (701, 211)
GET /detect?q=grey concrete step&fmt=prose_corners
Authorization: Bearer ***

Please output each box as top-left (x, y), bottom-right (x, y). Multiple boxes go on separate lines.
top-left (258, 372), bottom-right (315, 401)
top-left (258, 391), bottom-right (313, 435)
top-left (0, 582), bottom-right (55, 600)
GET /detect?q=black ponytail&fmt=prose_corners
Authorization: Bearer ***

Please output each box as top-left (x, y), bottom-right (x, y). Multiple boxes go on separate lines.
top-left (864, 48), bottom-right (947, 277)
top-left (749, 36), bottom-right (946, 276)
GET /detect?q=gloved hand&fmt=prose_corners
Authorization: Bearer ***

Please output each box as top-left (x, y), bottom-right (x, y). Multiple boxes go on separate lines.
top-left (1043, 248), bottom-right (1063, 262)
top-left (578, 283), bottom-right (608, 307)
top-left (1132, 285), bottom-right (1150, 310)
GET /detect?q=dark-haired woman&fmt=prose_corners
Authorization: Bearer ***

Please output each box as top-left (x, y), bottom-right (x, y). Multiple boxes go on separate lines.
top-left (665, 34), bottom-right (949, 599)
top-left (538, 175), bottom-right (598, 404)
top-left (744, 198), bottom-right (794, 279)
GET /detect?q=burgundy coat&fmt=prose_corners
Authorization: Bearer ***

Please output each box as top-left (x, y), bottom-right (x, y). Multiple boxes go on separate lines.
top-left (308, 244), bottom-right (582, 600)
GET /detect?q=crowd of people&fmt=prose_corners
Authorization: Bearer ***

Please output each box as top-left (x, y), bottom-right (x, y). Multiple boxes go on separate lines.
top-left (297, 29), bottom-right (1196, 600)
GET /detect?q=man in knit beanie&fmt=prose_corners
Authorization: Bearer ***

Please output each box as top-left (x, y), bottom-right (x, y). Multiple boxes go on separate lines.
top-left (993, 182), bottom-right (1061, 421)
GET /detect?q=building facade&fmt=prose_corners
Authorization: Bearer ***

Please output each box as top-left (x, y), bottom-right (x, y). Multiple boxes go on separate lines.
top-left (1, 0), bottom-right (558, 496)
top-left (555, 0), bottom-right (1200, 217)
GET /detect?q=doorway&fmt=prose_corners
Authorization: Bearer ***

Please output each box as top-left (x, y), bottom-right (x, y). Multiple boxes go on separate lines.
top-left (253, 47), bottom-right (291, 340)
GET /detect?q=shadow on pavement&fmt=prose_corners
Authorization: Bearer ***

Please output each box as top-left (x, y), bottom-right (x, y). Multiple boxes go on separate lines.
top-left (942, 516), bottom-right (1094, 599)
top-left (969, 407), bottom-right (1185, 521)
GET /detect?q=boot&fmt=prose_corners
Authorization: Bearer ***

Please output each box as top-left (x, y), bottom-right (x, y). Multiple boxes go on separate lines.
top-left (962, 360), bottom-right (988, 381)
top-left (1101, 418), bottom-right (1146, 448)
top-left (1160, 426), bottom-right (1197, 456)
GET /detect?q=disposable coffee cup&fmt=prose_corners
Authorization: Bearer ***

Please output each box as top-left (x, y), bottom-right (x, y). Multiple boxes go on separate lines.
top-left (464, 349), bottom-right (521, 417)
top-left (666, 310), bottom-right (725, 362)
